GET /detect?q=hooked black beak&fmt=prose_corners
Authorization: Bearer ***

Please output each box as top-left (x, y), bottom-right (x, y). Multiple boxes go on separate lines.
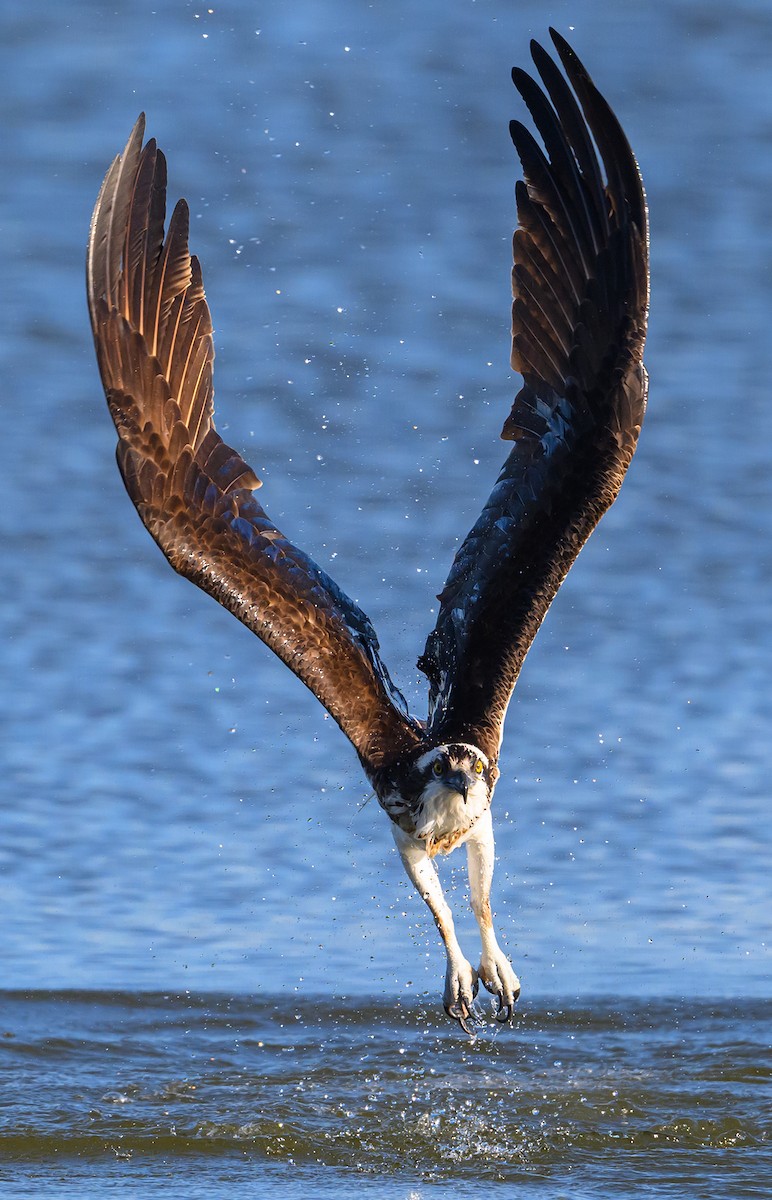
top-left (446, 770), bottom-right (469, 803)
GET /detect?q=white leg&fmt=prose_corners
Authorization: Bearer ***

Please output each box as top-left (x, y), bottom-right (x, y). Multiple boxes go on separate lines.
top-left (465, 808), bottom-right (521, 1020)
top-left (391, 824), bottom-right (479, 1033)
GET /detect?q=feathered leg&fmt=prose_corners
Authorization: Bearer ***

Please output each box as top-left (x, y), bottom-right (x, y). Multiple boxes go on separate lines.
top-left (392, 825), bottom-right (479, 1034)
top-left (465, 808), bottom-right (520, 1020)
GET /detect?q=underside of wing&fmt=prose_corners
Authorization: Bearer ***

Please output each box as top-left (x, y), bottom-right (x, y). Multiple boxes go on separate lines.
top-left (419, 30), bottom-right (649, 764)
top-left (87, 116), bottom-right (422, 775)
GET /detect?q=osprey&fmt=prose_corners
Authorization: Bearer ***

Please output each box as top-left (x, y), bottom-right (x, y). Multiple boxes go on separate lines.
top-left (87, 30), bottom-right (648, 1033)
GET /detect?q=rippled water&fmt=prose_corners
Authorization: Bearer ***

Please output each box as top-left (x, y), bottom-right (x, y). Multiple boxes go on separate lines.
top-left (2, 992), bottom-right (770, 1198)
top-left (2, 0), bottom-right (772, 1193)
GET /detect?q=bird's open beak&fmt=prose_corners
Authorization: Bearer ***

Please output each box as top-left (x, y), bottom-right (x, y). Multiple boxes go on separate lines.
top-left (446, 770), bottom-right (469, 803)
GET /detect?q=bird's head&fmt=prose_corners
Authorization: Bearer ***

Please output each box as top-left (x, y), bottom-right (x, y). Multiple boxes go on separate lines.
top-left (377, 741), bottom-right (500, 847)
top-left (412, 742), bottom-right (497, 808)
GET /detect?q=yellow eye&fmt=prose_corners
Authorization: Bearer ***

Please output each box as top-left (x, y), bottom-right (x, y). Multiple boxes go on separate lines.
top-left (432, 760), bottom-right (443, 777)
top-left (474, 760), bottom-right (484, 775)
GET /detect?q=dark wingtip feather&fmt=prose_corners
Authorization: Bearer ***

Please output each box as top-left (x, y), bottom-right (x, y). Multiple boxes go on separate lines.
top-left (87, 113), bottom-right (148, 329)
top-left (547, 29), bottom-right (647, 238)
top-left (548, 27), bottom-right (572, 61)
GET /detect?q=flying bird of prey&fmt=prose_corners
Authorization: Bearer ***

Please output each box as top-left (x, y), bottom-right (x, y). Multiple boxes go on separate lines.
top-left (87, 29), bottom-right (648, 1033)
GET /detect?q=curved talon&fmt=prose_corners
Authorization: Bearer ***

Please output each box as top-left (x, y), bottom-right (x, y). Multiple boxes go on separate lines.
top-left (446, 1000), bottom-right (480, 1037)
top-left (478, 952), bottom-right (520, 1026)
top-left (443, 957), bottom-right (480, 1035)
top-left (494, 985), bottom-right (520, 1023)
top-left (451, 1009), bottom-right (475, 1036)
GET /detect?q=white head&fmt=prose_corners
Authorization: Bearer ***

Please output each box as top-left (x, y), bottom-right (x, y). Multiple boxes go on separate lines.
top-left (410, 742), bottom-right (494, 843)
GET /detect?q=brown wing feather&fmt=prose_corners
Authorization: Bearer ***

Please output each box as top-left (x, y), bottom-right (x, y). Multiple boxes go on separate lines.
top-left (419, 30), bottom-right (649, 763)
top-left (87, 115), bottom-right (422, 774)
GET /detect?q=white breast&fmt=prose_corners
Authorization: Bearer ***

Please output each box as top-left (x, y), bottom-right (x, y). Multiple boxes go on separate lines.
top-left (413, 777), bottom-right (489, 842)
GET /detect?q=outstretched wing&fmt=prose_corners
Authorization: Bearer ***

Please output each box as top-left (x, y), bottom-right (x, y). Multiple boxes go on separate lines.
top-left (419, 29), bottom-right (649, 764)
top-left (87, 116), bottom-right (422, 774)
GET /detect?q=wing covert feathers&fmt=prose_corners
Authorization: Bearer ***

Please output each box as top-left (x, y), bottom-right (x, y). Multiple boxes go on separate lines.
top-left (419, 30), bottom-right (649, 763)
top-left (87, 115), bottom-right (421, 774)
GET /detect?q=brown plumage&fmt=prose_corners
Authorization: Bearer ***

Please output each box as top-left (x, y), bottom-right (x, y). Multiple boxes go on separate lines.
top-left (87, 119), bottom-right (422, 776)
top-left (419, 30), bottom-right (648, 763)
top-left (87, 30), bottom-right (649, 1031)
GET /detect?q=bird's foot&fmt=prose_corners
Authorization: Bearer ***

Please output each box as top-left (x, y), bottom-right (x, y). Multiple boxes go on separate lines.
top-left (443, 956), bottom-right (481, 1036)
top-left (478, 951), bottom-right (521, 1022)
